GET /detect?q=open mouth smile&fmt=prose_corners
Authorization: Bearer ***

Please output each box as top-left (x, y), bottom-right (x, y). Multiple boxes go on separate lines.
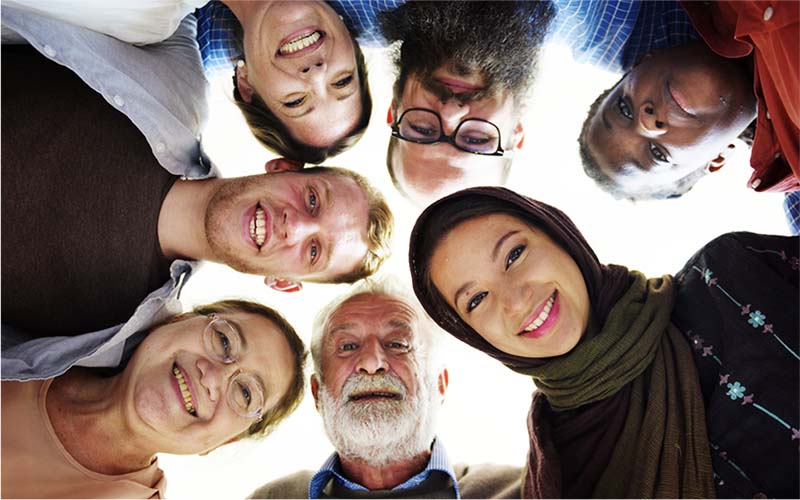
top-left (278, 30), bottom-right (325, 57)
top-left (518, 290), bottom-right (558, 338)
top-left (172, 363), bottom-right (197, 416)
top-left (249, 204), bottom-right (269, 249)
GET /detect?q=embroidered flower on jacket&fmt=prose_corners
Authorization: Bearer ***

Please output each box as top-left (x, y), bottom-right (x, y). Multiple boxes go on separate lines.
top-left (747, 310), bottom-right (766, 328)
top-left (726, 381), bottom-right (746, 400)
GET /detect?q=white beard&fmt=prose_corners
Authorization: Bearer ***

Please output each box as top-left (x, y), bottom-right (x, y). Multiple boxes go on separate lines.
top-left (318, 371), bottom-right (438, 467)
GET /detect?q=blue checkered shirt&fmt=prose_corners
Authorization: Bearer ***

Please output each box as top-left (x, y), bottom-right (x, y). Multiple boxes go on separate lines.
top-left (550, 0), bottom-right (699, 73)
top-left (194, 0), bottom-right (401, 78)
top-left (307, 439), bottom-right (460, 499)
top-left (784, 192), bottom-right (800, 235)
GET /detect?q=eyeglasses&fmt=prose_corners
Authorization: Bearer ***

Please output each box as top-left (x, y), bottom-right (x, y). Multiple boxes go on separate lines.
top-left (391, 108), bottom-right (511, 157)
top-left (202, 315), bottom-right (266, 419)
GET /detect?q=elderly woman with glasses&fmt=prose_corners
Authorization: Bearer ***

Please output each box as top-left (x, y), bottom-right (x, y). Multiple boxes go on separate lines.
top-left (1, 300), bottom-right (306, 499)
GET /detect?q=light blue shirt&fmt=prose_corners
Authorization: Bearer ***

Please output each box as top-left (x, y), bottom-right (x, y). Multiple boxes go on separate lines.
top-left (308, 439), bottom-right (460, 499)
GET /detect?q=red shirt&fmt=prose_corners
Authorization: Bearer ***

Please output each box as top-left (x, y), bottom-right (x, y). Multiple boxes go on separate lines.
top-left (682, 1), bottom-right (800, 192)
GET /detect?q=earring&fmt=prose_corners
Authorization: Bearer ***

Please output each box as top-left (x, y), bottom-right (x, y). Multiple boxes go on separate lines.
top-left (236, 59), bottom-right (245, 69)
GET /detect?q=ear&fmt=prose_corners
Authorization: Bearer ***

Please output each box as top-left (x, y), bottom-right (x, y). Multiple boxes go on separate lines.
top-left (199, 436), bottom-right (239, 456)
top-left (386, 105), bottom-right (394, 126)
top-left (310, 374), bottom-right (321, 412)
top-left (437, 368), bottom-right (449, 399)
top-left (264, 277), bottom-right (303, 293)
top-left (265, 158), bottom-right (305, 173)
top-left (511, 121), bottom-right (525, 150)
top-left (236, 63), bottom-right (255, 104)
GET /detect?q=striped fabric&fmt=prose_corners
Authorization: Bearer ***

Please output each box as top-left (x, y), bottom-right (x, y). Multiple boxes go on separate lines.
top-left (784, 192), bottom-right (800, 235)
top-left (307, 439), bottom-right (459, 499)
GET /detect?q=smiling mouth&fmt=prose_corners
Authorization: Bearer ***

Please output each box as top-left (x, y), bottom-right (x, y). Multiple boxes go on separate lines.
top-left (278, 30), bottom-right (323, 56)
top-left (348, 391), bottom-right (401, 402)
top-left (172, 363), bottom-right (197, 416)
top-left (519, 291), bottom-right (557, 335)
top-left (249, 205), bottom-right (267, 248)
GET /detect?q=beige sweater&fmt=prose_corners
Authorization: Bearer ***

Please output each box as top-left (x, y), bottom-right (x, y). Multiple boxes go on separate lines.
top-left (1, 380), bottom-right (166, 499)
top-left (249, 463), bottom-right (522, 499)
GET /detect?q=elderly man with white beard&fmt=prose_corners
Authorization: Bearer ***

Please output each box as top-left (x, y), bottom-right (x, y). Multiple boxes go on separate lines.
top-left (249, 278), bottom-right (522, 499)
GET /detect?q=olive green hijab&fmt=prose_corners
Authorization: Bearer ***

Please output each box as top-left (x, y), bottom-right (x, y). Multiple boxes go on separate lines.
top-left (409, 187), bottom-right (714, 497)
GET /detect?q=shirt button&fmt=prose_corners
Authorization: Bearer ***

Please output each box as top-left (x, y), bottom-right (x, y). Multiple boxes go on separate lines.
top-left (763, 6), bottom-right (774, 21)
top-left (43, 45), bottom-right (56, 57)
top-left (113, 95), bottom-right (125, 107)
top-left (766, 110), bottom-right (771, 120)
top-left (775, 151), bottom-right (782, 159)
top-left (751, 178), bottom-right (762, 189)
top-left (155, 142), bottom-right (166, 153)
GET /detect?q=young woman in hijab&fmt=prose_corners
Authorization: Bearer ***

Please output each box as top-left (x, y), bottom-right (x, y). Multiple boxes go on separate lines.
top-left (1, 300), bottom-right (306, 499)
top-left (409, 186), bottom-right (798, 498)
top-left (5, 0), bottom-right (373, 164)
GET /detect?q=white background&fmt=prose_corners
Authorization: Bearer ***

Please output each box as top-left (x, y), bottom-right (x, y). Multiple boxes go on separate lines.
top-left (159, 43), bottom-right (789, 498)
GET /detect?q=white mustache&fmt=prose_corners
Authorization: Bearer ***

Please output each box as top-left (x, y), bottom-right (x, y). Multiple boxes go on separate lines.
top-left (341, 373), bottom-right (407, 401)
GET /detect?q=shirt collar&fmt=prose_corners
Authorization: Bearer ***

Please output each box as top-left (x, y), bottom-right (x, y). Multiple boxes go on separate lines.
top-left (307, 438), bottom-right (459, 499)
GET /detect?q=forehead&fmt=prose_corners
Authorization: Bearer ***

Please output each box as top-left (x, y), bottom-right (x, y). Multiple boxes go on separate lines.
top-left (325, 294), bottom-right (419, 337)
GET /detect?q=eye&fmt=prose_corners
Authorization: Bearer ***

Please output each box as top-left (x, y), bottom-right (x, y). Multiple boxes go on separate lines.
top-left (466, 291), bottom-right (488, 313)
top-left (309, 242), bottom-right (319, 264)
top-left (308, 189), bottom-right (318, 213)
top-left (616, 96), bottom-right (633, 120)
top-left (461, 135), bottom-right (491, 145)
top-left (238, 381), bottom-right (252, 407)
top-left (283, 96), bottom-right (306, 108)
top-left (216, 330), bottom-right (232, 356)
top-left (410, 123), bottom-right (438, 137)
top-left (649, 142), bottom-right (668, 163)
top-left (506, 244), bottom-right (525, 269)
top-left (386, 340), bottom-right (410, 351)
top-left (339, 342), bottom-right (358, 352)
top-left (333, 75), bottom-right (353, 89)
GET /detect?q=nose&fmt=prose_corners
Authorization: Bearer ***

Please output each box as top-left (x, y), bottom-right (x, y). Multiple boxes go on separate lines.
top-left (439, 99), bottom-right (470, 135)
top-left (637, 101), bottom-right (667, 137)
top-left (500, 283), bottom-right (530, 318)
top-left (197, 358), bottom-right (239, 403)
top-left (300, 59), bottom-right (325, 76)
top-left (280, 208), bottom-right (318, 245)
top-left (355, 337), bottom-right (388, 375)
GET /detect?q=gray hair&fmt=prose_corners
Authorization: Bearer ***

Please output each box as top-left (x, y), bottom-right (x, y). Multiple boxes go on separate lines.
top-left (310, 276), bottom-right (444, 378)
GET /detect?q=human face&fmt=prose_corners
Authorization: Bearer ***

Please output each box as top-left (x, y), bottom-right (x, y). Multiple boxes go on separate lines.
top-left (204, 171), bottom-right (369, 282)
top-left (390, 72), bottom-right (523, 205)
top-left (313, 293), bottom-right (440, 463)
top-left (430, 213), bottom-right (590, 358)
top-left (242, 1), bottom-right (361, 147)
top-left (584, 42), bottom-right (755, 195)
top-left (122, 312), bottom-right (295, 455)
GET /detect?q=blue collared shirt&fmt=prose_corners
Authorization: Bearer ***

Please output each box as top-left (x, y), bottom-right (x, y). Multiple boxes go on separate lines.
top-left (307, 439), bottom-right (460, 499)
top-left (784, 192), bottom-right (800, 235)
top-left (550, 0), bottom-right (699, 73)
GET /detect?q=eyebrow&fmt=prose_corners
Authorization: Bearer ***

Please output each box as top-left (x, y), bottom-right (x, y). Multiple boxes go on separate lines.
top-left (337, 90), bottom-right (357, 102)
top-left (601, 107), bottom-right (612, 131)
top-left (328, 322), bottom-right (357, 336)
top-left (231, 320), bottom-right (249, 352)
top-left (453, 281), bottom-right (475, 311)
top-left (318, 181), bottom-right (334, 272)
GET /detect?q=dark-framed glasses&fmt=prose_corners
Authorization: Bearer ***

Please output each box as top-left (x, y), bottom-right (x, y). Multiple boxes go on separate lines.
top-left (203, 314), bottom-right (266, 419)
top-left (391, 107), bottom-right (511, 157)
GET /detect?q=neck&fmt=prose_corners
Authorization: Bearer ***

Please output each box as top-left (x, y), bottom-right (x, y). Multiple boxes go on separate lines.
top-left (47, 369), bottom-right (156, 475)
top-left (338, 451), bottom-right (432, 490)
top-left (158, 178), bottom-right (221, 261)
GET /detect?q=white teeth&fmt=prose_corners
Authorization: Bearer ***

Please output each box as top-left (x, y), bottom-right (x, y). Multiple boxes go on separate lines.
top-left (250, 206), bottom-right (266, 247)
top-left (523, 293), bottom-right (556, 333)
top-left (172, 365), bottom-right (195, 415)
top-left (279, 31), bottom-right (321, 55)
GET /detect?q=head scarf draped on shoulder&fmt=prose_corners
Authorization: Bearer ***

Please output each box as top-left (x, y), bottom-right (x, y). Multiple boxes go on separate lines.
top-left (408, 187), bottom-right (714, 498)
